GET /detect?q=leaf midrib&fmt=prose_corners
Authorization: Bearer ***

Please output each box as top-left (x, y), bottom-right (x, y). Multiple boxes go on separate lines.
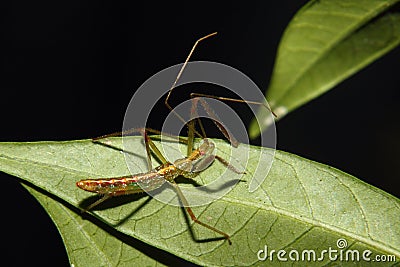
top-left (2, 142), bottom-right (399, 259)
top-left (271, 1), bottom-right (394, 106)
top-left (0, 152), bottom-right (95, 177)
top-left (59, 203), bottom-right (115, 267)
top-left (218, 156), bottom-right (400, 259)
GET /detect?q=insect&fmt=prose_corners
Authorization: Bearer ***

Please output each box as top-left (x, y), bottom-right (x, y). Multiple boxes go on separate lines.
top-left (76, 32), bottom-right (275, 245)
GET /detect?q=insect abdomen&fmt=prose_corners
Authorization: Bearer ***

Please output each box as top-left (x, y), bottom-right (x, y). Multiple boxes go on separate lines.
top-left (76, 172), bottom-right (166, 196)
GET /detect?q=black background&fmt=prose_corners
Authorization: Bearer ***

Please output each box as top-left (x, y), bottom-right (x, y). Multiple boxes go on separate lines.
top-left (1, 1), bottom-right (399, 266)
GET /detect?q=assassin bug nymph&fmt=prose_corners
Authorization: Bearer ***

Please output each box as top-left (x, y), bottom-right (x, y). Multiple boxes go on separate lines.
top-left (77, 32), bottom-right (275, 245)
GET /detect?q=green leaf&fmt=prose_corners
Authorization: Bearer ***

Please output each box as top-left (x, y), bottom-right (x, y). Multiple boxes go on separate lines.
top-left (249, 0), bottom-right (400, 138)
top-left (22, 184), bottom-right (166, 267)
top-left (1, 137), bottom-right (399, 266)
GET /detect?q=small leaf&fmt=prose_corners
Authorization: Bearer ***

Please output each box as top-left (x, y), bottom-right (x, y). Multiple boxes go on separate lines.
top-left (0, 137), bottom-right (399, 266)
top-left (22, 184), bottom-right (166, 267)
top-left (250, 0), bottom-right (400, 138)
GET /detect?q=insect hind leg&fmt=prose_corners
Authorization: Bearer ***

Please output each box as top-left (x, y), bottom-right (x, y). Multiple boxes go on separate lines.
top-left (80, 194), bottom-right (112, 213)
top-left (171, 181), bottom-right (232, 245)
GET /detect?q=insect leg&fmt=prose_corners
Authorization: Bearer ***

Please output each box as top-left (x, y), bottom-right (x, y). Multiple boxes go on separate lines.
top-left (81, 194), bottom-right (112, 213)
top-left (92, 127), bottom-right (187, 144)
top-left (214, 155), bottom-right (245, 174)
top-left (171, 181), bottom-right (232, 245)
top-left (190, 95), bottom-right (247, 173)
top-left (164, 33), bottom-right (217, 140)
top-left (190, 92), bottom-right (277, 118)
top-left (190, 95), bottom-right (239, 147)
top-left (186, 119), bottom-right (196, 157)
top-left (186, 96), bottom-right (208, 156)
top-left (92, 127), bottom-right (191, 170)
top-left (141, 129), bottom-right (153, 171)
top-left (91, 128), bottom-right (155, 170)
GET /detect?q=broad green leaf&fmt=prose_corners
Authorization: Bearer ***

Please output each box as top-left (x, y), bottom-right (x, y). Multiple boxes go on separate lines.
top-left (22, 184), bottom-right (166, 267)
top-left (250, 0), bottom-right (400, 138)
top-left (1, 137), bottom-right (399, 266)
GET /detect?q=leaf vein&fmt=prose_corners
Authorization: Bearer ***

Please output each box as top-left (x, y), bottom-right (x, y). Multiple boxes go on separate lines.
top-left (59, 204), bottom-right (114, 267)
top-left (317, 167), bottom-right (372, 239)
top-left (276, 157), bottom-right (315, 219)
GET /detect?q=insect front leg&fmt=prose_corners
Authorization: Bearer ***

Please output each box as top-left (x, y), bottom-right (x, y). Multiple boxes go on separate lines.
top-left (215, 155), bottom-right (245, 174)
top-left (92, 127), bottom-right (191, 171)
top-left (91, 127), bottom-right (159, 171)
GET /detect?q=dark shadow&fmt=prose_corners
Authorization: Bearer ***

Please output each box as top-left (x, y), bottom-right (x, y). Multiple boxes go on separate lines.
top-left (78, 193), bottom-right (148, 212)
top-left (90, 136), bottom-right (239, 246)
top-left (20, 180), bottom-right (200, 267)
top-left (197, 178), bottom-right (244, 193)
top-left (179, 202), bottom-right (228, 245)
top-left (78, 181), bottom-right (174, 227)
top-left (175, 176), bottom-right (203, 186)
top-left (93, 139), bottom-right (166, 167)
top-left (112, 197), bottom-right (152, 227)
top-left (79, 194), bottom-right (154, 228)
top-left (177, 176), bottom-right (244, 193)
top-left (92, 139), bottom-right (145, 159)
top-left (144, 135), bottom-right (188, 145)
